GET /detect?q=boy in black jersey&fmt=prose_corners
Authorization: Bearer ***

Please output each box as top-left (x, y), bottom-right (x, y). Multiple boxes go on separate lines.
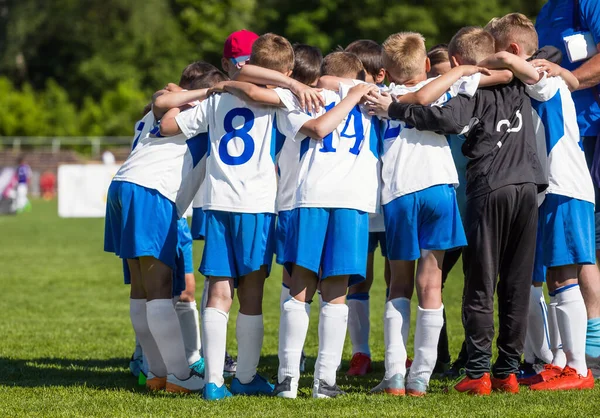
top-left (368, 26), bottom-right (548, 395)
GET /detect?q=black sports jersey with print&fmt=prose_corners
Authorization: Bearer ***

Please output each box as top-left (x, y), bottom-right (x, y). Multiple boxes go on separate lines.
top-left (388, 79), bottom-right (548, 198)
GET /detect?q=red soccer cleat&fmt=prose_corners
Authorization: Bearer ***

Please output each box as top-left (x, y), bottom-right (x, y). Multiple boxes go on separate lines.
top-left (454, 373), bottom-right (492, 395)
top-left (491, 374), bottom-right (519, 393)
top-left (518, 364), bottom-right (562, 386)
top-left (406, 358), bottom-right (413, 369)
top-left (530, 366), bottom-right (595, 391)
top-left (347, 352), bottom-right (372, 376)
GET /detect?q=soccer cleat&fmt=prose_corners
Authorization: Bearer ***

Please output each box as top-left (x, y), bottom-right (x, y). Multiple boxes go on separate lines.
top-left (273, 376), bottom-right (299, 399)
top-left (224, 352), bottom-right (237, 377)
top-left (432, 360), bottom-right (451, 379)
top-left (190, 358), bottom-right (205, 377)
top-left (203, 382), bottom-right (233, 400)
top-left (491, 374), bottom-right (519, 394)
top-left (453, 373), bottom-right (492, 395)
top-left (516, 361), bottom-right (537, 383)
top-left (166, 373), bottom-right (205, 393)
top-left (530, 366), bottom-right (594, 391)
top-left (129, 354), bottom-right (143, 378)
top-left (370, 373), bottom-right (405, 396)
top-left (586, 353), bottom-right (600, 379)
top-left (230, 374), bottom-right (274, 396)
top-left (300, 350), bottom-right (307, 373)
top-left (312, 379), bottom-right (346, 399)
top-left (346, 353), bottom-right (372, 376)
top-left (518, 364), bottom-right (562, 386)
top-left (406, 377), bottom-right (428, 397)
top-left (145, 371), bottom-right (167, 391)
top-left (406, 358), bottom-right (413, 370)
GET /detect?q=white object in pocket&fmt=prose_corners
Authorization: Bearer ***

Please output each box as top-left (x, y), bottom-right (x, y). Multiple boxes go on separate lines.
top-left (563, 32), bottom-right (598, 63)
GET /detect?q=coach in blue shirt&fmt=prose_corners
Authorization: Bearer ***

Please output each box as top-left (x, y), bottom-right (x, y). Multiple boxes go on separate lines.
top-left (536, 0), bottom-right (600, 377)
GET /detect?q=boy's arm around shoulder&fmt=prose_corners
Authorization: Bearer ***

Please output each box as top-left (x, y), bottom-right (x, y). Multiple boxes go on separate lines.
top-left (388, 93), bottom-right (478, 135)
top-left (478, 51), bottom-right (540, 85)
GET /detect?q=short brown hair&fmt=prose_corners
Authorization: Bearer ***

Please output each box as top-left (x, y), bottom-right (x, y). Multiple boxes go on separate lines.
top-left (486, 13), bottom-right (538, 56)
top-left (249, 33), bottom-right (295, 73)
top-left (291, 44), bottom-right (323, 86)
top-left (448, 26), bottom-right (495, 65)
top-left (427, 44), bottom-right (449, 67)
top-left (345, 40), bottom-right (384, 81)
top-left (321, 52), bottom-right (365, 80)
top-left (189, 70), bottom-right (229, 90)
top-left (179, 61), bottom-right (219, 89)
top-left (382, 32), bottom-right (427, 82)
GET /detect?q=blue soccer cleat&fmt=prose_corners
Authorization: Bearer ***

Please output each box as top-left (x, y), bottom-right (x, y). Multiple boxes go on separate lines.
top-left (190, 358), bottom-right (205, 377)
top-left (203, 382), bottom-right (233, 401)
top-left (230, 374), bottom-right (274, 396)
top-left (129, 354), bottom-right (143, 378)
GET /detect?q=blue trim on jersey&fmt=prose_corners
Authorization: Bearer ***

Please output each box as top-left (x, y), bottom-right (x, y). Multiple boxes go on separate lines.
top-left (347, 292), bottom-right (370, 301)
top-left (300, 137), bottom-right (310, 160)
top-left (549, 283), bottom-right (580, 297)
top-left (271, 114), bottom-right (287, 162)
top-left (132, 121), bottom-right (145, 150)
top-left (369, 116), bottom-right (382, 158)
top-left (531, 91), bottom-right (565, 154)
top-left (186, 132), bottom-right (209, 168)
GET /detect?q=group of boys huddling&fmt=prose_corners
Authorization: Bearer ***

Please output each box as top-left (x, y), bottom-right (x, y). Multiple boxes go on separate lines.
top-left (104, 12), bottom-right (600, 400)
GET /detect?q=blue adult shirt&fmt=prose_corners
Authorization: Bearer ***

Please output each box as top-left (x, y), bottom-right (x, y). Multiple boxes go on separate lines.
top-left (536, 0), bottom-right (600, 136)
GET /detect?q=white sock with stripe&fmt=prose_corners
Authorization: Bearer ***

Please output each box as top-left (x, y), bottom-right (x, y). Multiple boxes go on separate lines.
top-left (548, 295), bottom-right (567, 368)
top-left (527, 285), bottom-right (553, 364)
top-left (555, 285), bottom-right (588, 375)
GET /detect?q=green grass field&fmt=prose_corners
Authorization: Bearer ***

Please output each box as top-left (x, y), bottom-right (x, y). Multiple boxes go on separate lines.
top-left (1, 200), bottom-right (599, 417)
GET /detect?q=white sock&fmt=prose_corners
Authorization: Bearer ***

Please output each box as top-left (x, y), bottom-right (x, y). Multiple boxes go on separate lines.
top-left (347, 295), bottom-right (371, 356)
top-left (133, 335), bottom-right (143, 359)
top-left (280, 285), bottom-right (291, 312)
top-left (203, 307), bottom-right (229, 386)
top-left (548, 296), bottom-right (567, 368)
top-left (384, 298), bottom-right (409, 379)
top-left (398, 298), bottom-right (411, 349)
top-left (527, 286), bottom-right (553, 364)
top-left (235, 313), bottom-right (264, 384)
top-left (524, 328), bottom-right (536, 364)
top-left (201, 279), bottom-right (209, 313)
top-left (130, 299), bottom-right (166, 377)
top-left (146, 299), bottom-right (191, 380)
top-left (555, 285), bottom-right (588, 375)
top-left (175, 301), bottom-right (202, 365)
top-left (314, 302), bottom-right (348, 386)
top-left (278, 298), bottom-right (310, 383)
top-left (408, 305), bottom-right (444, 386)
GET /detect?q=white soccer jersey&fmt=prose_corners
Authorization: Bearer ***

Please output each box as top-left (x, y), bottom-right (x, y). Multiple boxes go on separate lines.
top-left (282, 84), bottom-right (380, 213)
top-left (379, 75), bottom-right (480, 205)
top-left (176, 90), bottom-right (311, 214)
top-left (527, 73), bottom-right (595, 204)
top-left (113, 110), bottom-right (209, 217)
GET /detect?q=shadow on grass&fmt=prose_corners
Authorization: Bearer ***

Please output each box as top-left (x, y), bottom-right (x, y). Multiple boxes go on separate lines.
top-left (0, 355), bottom-right (392, 394)
top-left (0, 357), bottom-right (139, 389)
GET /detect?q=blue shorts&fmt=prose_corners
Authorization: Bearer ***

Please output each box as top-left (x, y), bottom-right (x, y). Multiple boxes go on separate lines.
top-left (177, 218), bottom-right (194, 274)
top-left (383, 184), bottom-right (467, 261)
top-left (200, 210), bottom-right (276, 284)
top-left (104, 181), bottom-right (178, 269)
top-left (368, 231), bottom-right (387, 257)
top-left (276, 210), bottom-right (293, 265)
top-left (533, 194), bottom-right (595, 282)
top-left (284, 208), bottom-right (369, 285)
top-left (191, 207), bottom-right (207, 240)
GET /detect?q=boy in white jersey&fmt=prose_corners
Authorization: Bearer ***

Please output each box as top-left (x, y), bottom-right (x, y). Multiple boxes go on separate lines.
top-left (365, 32), bottom-right (484, 396)
top-left (160, 34), bottom-right (374, 400)
top-left (484, 13), bottom-right (595, 391)
top-left (104, 66), bottom-right (227, 394)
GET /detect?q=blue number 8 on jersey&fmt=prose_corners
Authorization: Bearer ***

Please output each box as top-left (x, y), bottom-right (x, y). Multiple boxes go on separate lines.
top-left (219, 108), bottom-right (256, 166)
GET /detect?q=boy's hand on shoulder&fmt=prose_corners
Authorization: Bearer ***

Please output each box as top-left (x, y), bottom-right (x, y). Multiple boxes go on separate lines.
top-left (460, 65), bottom-right (492, 77)
top-left (348, 83), bottom-right (378, 101)
top-left (165, 83), bottom-right (183, 92)
top-left (290, 80), bottom-right (325, 114)
top-left (207, 81), bottom-right (230, 96)
top-left (365, 90), bottom-right (394, 118)
top-left (530, 59), bottom-right (561, 77)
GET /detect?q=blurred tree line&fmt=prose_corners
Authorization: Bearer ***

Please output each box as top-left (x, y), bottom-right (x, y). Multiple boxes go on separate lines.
top-left (0, 0), bottom-right (546, 136)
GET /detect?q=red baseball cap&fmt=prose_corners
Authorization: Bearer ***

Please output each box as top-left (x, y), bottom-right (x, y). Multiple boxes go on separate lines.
top-left (223, 29), bottom-right (259, 63)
